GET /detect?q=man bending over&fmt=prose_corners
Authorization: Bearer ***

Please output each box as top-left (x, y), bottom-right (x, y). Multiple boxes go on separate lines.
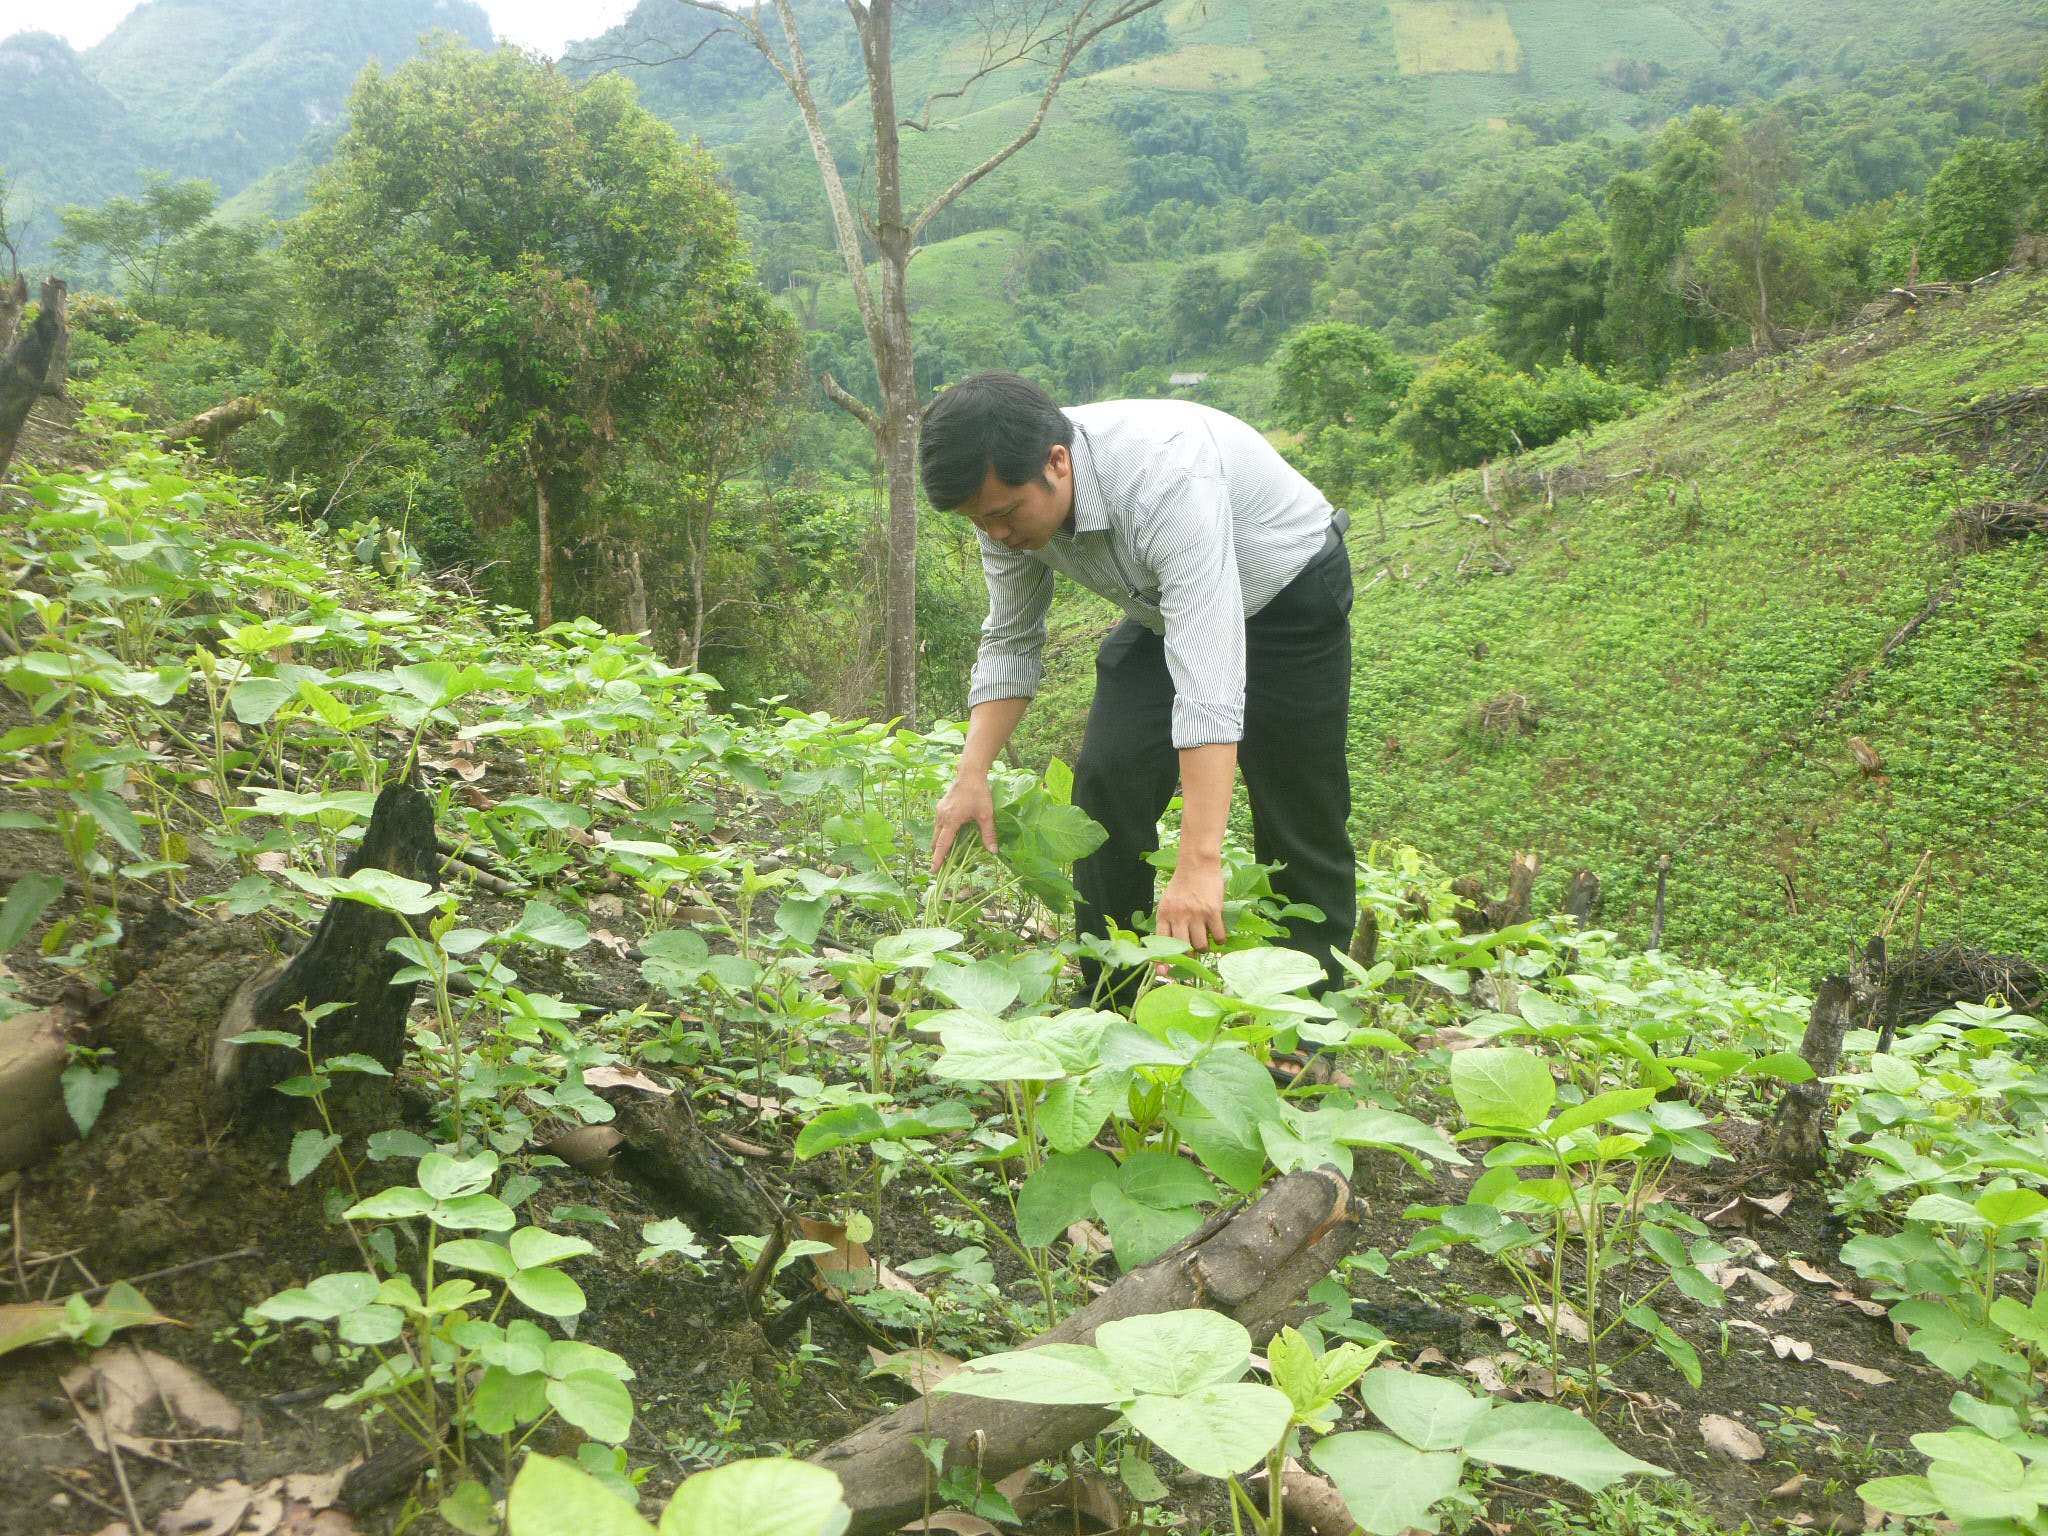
top-left (919, 372), bottom-right (1356, 1002)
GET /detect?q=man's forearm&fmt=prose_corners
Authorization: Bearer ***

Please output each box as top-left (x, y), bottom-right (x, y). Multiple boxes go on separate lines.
top-left (1176, 742), bottom-right (1238, 868)
top-left (959, 696), bottom-right (1031, 777)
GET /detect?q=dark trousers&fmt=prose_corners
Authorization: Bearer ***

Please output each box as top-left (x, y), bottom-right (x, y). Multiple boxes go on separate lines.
top-left (1072, 537), bottom-right (1356, 1001)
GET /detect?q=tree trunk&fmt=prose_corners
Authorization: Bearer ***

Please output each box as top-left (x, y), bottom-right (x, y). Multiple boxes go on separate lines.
top-left (1562, 869), bottom-right (1603, 926)
top-left (615, 543), bottom-right (648, 638)
top-left (41, 312), bottom-right (69, 397)
top-left (1766, 937), bottom-right (1881, 1176)
top-left (808, 1166), bottom-right (1359, 1534)
top-left (1483, 851), bottom-right (1539, 929)
top-left (209, 779), bottom-right (439, 1121)
top-left (162, 395), bottom-right (266, 453)
top-left (0, 276), bottom-right (66, 479)
top-left (0, 274), bottom-right (25, 355)
top-left (534, 468), bottom-right (554, 630)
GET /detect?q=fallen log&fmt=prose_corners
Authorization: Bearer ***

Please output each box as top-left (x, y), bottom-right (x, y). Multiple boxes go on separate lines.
top-left (161, 395), bottom-right (267, 453)
top-left (809, 1166), bottom-right (1359, 1535)
top-left (210, 779), bottom-right (439, 1119)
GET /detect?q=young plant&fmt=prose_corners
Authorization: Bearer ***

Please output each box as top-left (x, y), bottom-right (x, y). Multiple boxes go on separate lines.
top-left (1311, 1366), bottom-right (1668, 1535)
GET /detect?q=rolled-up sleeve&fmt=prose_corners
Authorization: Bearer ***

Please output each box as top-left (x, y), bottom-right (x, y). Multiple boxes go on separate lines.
top-left (1136, 474), bottom-right (1245, 748)
top-left (967, 537), bottom-right (1055, 708)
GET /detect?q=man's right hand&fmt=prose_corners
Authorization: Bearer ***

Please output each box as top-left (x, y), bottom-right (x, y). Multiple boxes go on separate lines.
top-left (930, 772), bottom-right (999, 872)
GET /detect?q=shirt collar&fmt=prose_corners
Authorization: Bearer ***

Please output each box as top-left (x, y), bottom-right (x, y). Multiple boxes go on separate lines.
top-left (1064, 414), bottom-right (1111, 535)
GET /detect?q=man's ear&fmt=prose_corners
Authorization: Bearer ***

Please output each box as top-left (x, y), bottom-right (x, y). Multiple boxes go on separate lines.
top-left (1044, 443), bottom-right (1070, 482)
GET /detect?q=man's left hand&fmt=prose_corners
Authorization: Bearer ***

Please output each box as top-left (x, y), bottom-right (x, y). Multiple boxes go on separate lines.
top-left (1156, 862), bottom-right (1227, 952)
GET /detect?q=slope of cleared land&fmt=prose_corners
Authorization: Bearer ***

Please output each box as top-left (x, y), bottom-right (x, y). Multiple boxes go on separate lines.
top-left (1018, 274), bottom-right (2048, 978)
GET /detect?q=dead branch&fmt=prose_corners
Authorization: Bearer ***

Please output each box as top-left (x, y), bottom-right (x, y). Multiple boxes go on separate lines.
top-left (809, 1167), bottom-right (1359, 1534)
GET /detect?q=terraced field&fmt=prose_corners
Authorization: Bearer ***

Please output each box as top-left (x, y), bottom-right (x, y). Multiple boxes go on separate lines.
top-left (1388, 1), bottom-right (1524, 75)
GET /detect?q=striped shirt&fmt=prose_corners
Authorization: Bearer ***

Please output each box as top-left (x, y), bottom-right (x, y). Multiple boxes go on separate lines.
top-left (967, 399), bottom-right (1336, 749)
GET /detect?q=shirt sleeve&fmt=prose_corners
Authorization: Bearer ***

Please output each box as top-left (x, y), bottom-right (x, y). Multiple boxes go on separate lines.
top-left (967, 535), bottom-right (1055, 709)
top-left (1133, 471), bottom-right (1245, 749)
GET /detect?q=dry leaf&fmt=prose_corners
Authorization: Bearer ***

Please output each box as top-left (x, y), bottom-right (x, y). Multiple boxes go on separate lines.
top-left (1700, 1414), bottom-right (1765, 1462)
top-left (1770, 1473), bottom-right (1810, 1500)
top-left (1012, 1470), bottom-right (1123, 1530)
top-left (1819, 1357), bottom-right (1893, 1386)
top-left (901, 1516), bottom-right (999, 1535)
top-left (1726, 1320), bottom-right (1771, 1338)
top-left (1462, 1356), bottom-right (1507, 1393)
top-left (65, 1346), bottom-right (242, 1458)
top-left (1524, 1301), bottom-right (1590, 1343)
top-left (588, 929), bottom-right (634, 960)
top-left (1832, 1289), bottom-right (1888, 1318)
top-left (583, 1065), bottom-right (670, 1096)
top-left (868, 1346), bottom-right (963, 1395)
top-left (1759, 1291), bottom-right (1797, 1317)
top-left (1748, 1190), bottom-right (1793, 1218)
top-left (1770, 1334), bottom-right (1814, 1362)
top-left (158, 1479), bottom-right (255, 1536)
top-left (1787, 1258), bottom-right (1836, 1286)
top-left (1413, 1346), bottom-right (1449, 1366)
top-left (1065, 1220), bottom-right (1113, 1259)
top-left (795, 1217), bottom-right (916, 1297)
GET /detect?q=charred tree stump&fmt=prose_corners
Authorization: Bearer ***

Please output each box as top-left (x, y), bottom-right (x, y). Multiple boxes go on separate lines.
top-left (1449, 875), bottom-right (1489, 933)
top-left (162, 396), bottom-right (267, 454)
top-left (0, 274), bottom-right (25, 355)
top-left (1483, 851), bottom-right (1539, 929)
top-left (1348, 905), bottom-right (1379, 970)
top-left (809, 1166), bottom-right (1360, 1535)
top-left (1562, 869), bottom-right (1602, 926)
top-left (1767, 938), bottom-right (1882, 1176)
top-left (210, 780), bottom-right (439, 1120)
top-left (0, 276), bottom-right (66, 478)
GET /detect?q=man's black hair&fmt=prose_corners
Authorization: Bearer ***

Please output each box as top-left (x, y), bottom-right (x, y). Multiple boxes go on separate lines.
top-left (918, 371), bottom-right (1074, 510)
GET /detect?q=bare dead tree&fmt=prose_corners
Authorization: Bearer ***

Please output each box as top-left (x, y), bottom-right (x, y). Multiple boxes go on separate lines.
top-left (632, 0), bottom-right (1167, 725)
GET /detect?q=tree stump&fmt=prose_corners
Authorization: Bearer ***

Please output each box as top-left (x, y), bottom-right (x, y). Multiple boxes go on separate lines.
top-left (0, 275), bottom-right (66, 478)
top-left (1347, 906), bottom-right (1379, 969)
top-left (1483, 851), bottom-right (1539, 929)
top-left (1562, 869), bottom-right (1602, 926)
top-left (808, 1166), bottom-right (1360, 1535)
top-left (1767, 938), bottom-right (1882, 1176)
top-left (0, 273), bottom-right (26, 355)
top-left (210, 780), bottom-right (439, 1120)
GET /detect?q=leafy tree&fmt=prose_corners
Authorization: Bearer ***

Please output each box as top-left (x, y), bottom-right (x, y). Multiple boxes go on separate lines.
top-left (1230, 226), bottom-right (1327, 344)
top-left (286, 42), bottom-right (774, 632)
top-left (1487, 212), bottom-right (1610, 370)
top-left (1675, 113), bottom-right (1801, 350)
top-left (1273, 322), bottom-right (1412, 433)
top-left (1390, 338), bottom-right (1521, 476)
top-left (1918, 137), bottom-right (2032, 278)
top-left (1167, 259), bottom-right (1238, 352)
top-left (660, 0), bottom-right (1171, 724)
top-left (54, 174), bottom-right (285, 352)
top-left (55, 174), bottom-right (216, 305)
top-left (1600, 108), bottom-right (1735, 374)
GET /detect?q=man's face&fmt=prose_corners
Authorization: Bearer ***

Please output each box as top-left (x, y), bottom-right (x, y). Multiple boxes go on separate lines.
top-left (955, 444), bottom-right (1073, 553)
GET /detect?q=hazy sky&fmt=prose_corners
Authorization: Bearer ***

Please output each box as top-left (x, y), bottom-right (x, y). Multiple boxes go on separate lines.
top-left (4, 0), bottom-right (643, 58)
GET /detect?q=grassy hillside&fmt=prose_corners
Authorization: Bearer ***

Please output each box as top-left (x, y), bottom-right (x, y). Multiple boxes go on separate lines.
top-left (1017, 272), bottom-right (2048, 980)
